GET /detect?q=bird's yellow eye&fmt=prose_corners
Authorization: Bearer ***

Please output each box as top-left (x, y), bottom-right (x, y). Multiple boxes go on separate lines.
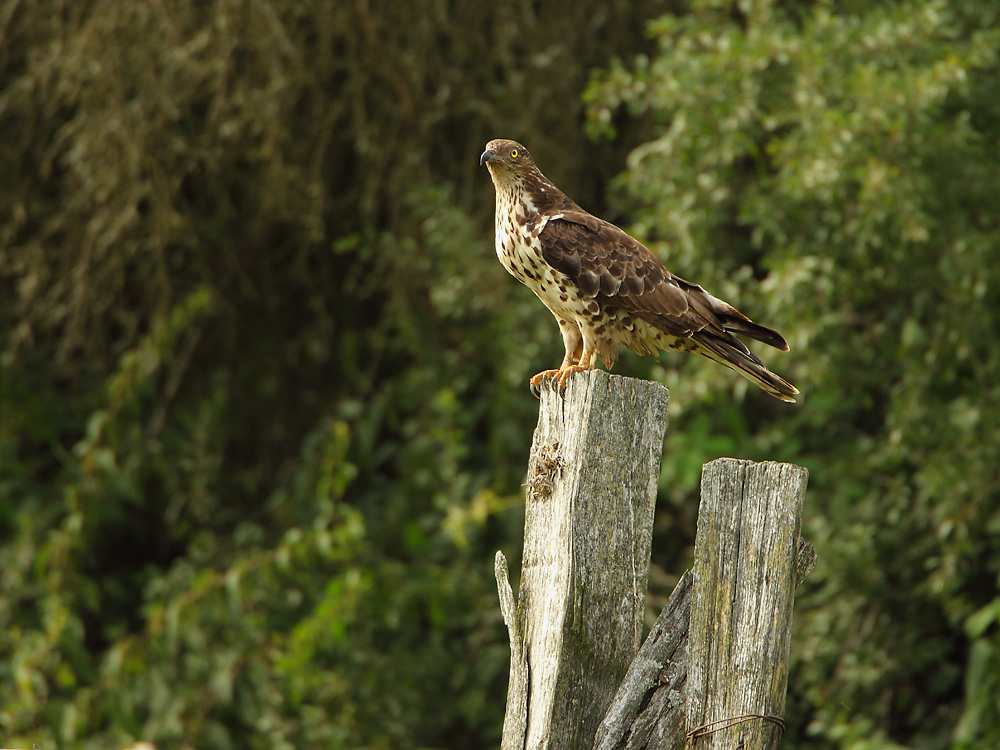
top-left (510, 149), bottom-right (518, 158)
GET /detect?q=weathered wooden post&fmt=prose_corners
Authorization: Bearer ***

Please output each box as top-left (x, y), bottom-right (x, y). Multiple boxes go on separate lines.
top-left (592, 462), bottom-right (812, 750)
top-left (495, 369), bottom-right (670, 750)
top-left (684, 459), bottom-right (808, 750)
top-left (496, 371), bottom-right (812, 750)
top-left (592, 533), bottom-right (815, 750)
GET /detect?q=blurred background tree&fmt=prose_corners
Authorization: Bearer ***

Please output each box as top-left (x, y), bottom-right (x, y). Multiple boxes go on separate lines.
top-left (1, 0), bottom-right (998, 749)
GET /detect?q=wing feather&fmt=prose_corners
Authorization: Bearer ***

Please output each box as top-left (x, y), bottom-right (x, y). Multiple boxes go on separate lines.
top-left (539, 211), bottom-right (788, 350)
top-left (540, 212), bottom-right (711, 339)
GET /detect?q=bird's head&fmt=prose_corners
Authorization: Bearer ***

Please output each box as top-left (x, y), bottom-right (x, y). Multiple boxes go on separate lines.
top-left (480, 139), bottom-right (534, 178)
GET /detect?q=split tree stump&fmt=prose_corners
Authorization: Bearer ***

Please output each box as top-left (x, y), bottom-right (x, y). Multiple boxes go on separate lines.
top-left (495, 369), bottom-right (812, 750)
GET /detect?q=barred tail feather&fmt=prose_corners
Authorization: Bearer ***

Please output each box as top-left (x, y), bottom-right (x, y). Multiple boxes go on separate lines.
top-left (694, 332), bottom-right (799, 403)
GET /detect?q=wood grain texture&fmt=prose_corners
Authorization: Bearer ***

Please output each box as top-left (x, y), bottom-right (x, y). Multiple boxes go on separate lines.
top-left (592, 571), bottom-right (691, 750)
top-left (685, 458), bottom-right (809, 750)
top-left (497, 550), bottom-right (529, 750)
top-left (499, 369), bottom-right (670, 750)
top-left (591, 541), bottom-right (815, 750)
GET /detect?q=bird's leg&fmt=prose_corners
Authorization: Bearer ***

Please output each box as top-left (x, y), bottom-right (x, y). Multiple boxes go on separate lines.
top-left (555, 346), bottom-right (596, 388)
top-left (530, 320), bottom-right (582, 392)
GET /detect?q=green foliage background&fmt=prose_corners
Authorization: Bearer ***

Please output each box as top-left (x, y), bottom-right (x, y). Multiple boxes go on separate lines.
top-left (2, 0), bottom-right (999, 748)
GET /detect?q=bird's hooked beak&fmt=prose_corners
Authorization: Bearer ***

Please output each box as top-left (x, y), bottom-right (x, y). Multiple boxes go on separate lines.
top-left (480, 148), bottom-right (498, 166)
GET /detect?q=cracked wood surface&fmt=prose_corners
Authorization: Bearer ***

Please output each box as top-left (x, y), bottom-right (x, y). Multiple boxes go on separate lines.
top-left (497, 369), bottom-right (669, 750)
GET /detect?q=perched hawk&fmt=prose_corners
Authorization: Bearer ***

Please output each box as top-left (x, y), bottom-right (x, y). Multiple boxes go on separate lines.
top-left (481, 138), bottom-right (798, 402)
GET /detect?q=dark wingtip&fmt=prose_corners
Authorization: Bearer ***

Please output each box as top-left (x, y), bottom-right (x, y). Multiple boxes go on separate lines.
top-left (727, 319), bottom-right (790, 351)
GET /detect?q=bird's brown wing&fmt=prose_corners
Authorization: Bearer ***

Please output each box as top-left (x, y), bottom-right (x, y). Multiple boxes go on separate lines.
top-left (540, 210), bottom-right (788, 351)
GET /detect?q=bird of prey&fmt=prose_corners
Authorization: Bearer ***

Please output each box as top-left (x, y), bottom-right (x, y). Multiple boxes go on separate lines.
top-left (480, 138), bottom-right (798, 402)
